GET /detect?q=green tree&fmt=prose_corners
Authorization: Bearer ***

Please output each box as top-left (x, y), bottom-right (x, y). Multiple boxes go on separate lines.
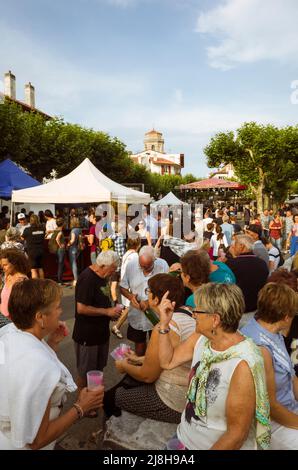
top-left (204, 122), bottom-right (298, 212)
top-left (0, 100), bottom-right (202, 197)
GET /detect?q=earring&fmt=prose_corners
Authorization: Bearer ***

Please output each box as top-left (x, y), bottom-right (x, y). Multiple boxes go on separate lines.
top-left (211, 328), bottom-right (217, 336)
top-left (40, 320), bottom-right (45, 330)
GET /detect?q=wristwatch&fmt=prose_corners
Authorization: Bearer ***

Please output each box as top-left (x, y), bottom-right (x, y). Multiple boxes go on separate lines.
top-left (158, 327), bottom-right (170, 334)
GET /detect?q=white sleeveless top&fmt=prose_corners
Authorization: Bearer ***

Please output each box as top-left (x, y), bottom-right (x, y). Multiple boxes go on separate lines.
top-left (154, 311), bottom-right (196, 413)
top-left (177, 335), bottom-right (257, 450)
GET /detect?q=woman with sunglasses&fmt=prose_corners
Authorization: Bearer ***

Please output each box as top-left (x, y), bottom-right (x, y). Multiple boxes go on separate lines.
top-left (158, 283), bottom-right (271, 450)
top-left (103, 273), bottom-right (196, 424)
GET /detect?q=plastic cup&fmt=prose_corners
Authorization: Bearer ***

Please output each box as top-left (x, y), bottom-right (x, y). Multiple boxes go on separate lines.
top-left (87, 370), bottom-right (103, 390)
top-left (119, 343), bottom-right (131, 355)
top-left (166, 438), bottom-right (185, 450)
top-left (115, 303), bottom-right (124, 313)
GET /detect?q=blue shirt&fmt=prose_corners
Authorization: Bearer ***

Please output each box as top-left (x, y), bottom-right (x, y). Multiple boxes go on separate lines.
top-left (185, 262), bottom-right (236, 308)
top-left (220, 222), bottom-right (234, 246)
top-left (241, 318), bottom-right (297, 411)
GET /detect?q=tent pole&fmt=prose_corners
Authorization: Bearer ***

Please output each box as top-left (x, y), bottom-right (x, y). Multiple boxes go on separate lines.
top-left (10, 199), bottom-right (13, 226)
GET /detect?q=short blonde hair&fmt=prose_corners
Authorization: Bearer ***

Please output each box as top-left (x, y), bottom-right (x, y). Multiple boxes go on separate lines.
top-left (194, 283), bottom-right (245, 332)
top-left (256, 282), bottom-right (298, 323)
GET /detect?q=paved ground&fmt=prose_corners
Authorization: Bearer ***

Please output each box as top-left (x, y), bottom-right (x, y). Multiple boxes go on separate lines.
top-left (54, 286), bottom-right (132, 450)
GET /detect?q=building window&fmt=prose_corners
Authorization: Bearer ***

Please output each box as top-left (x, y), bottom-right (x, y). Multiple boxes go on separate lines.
top-left (151, 145), bottom-right (155, 150)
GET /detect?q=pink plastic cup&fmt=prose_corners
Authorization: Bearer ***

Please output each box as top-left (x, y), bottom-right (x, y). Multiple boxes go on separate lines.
top-left (87, 370), bottom-right (104, 390)
top-left (119, 343), bottom-right (131, 355)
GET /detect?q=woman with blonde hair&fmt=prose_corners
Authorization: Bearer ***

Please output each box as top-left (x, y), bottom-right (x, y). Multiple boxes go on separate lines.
top-left (0, 279), bottom-right (103, 449)
top-left (158, 283), bottom-right (270, 450)
top-left (242, 282), bottom-right (298, 449)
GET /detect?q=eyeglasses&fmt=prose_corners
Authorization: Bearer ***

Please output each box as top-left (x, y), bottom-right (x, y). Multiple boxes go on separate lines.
top-left (192, 310), bottom-right (211, 315)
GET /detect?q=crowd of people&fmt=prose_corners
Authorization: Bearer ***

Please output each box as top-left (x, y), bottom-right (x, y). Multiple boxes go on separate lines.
top-left (0, 201), bottom-right (298, 450)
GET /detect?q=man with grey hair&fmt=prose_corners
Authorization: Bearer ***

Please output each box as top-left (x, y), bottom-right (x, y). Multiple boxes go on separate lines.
top-left (120, 245), bottom-right (169, 355)
top-left (226, 234), bottom-right (269, 326)
top-left (72, 250), bottom-right (121, 407)
top-left (1, 227), bottom-right (24, 252)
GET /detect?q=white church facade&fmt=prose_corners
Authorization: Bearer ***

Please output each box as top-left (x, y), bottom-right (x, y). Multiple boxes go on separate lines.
top-left (130, 129), bottom-right (184, 176)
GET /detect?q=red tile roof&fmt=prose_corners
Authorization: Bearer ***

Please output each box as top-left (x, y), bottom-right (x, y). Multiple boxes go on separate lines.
top-left (0, 93), bottom-right (52, 120)
top-left (150, 158), bottom-right (180, 166)
top-left (180, 178), bottom-right (246, 190)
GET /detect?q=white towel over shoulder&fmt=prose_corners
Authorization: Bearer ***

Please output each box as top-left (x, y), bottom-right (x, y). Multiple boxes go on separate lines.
top-left (0, 323), bottom-right (76, 449)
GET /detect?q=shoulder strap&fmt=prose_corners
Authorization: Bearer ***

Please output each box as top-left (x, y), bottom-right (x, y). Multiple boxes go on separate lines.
top-left (174, 307), bottom-right (193, 318)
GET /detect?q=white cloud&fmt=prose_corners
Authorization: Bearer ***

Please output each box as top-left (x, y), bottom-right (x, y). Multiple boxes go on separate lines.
top-left (197, 0), bottom-right (298, 70)
top-left (0, 80), bottom-right (3, 92)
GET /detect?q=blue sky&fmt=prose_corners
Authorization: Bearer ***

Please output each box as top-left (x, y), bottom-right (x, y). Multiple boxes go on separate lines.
top-left (1, 0), bottom-right (298, 176)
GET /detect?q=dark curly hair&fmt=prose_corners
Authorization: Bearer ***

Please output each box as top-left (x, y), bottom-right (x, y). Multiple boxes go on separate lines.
top-left (0, 248), bottom-right (30, 276)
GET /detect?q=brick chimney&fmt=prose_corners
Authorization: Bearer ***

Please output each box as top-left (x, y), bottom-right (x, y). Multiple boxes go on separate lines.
top-left (4, 71), bottom-right (16, 100)
top-left (24, 82), bottom-right (35, 108)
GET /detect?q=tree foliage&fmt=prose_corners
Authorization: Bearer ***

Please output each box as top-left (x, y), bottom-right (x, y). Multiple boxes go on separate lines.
top-left (0, 100), bottom-right (199, 196)
top-left (204, 122), bottom-right (298, 211)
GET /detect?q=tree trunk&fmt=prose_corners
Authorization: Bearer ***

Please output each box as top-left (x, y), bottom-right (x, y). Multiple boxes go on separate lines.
top-left (256, 167), bottom-right (265, 214)
top-left (263, 194), bottom-right (270, 210)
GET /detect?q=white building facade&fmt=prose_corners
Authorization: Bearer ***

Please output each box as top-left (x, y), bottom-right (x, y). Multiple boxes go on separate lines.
top-left (130, 129), bottom-right (184, 176)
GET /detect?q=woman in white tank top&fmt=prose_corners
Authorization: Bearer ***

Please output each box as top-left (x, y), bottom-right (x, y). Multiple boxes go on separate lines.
top-left (158, 282), bottom-right (271, 450)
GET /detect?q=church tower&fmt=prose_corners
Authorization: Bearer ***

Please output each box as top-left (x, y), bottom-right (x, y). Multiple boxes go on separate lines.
top-left (144, 129), bottom-right (165, 153)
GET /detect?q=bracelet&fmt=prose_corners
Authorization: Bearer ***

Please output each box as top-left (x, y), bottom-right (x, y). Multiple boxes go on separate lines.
top-left (73, 402), bottom-right (84, 419)
top-left (158, 327), bottom-right (170, 335)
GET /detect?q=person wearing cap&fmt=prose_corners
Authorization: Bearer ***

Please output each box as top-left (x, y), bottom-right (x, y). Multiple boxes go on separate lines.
top-left (245, 224), bottom-right (269, 267)
top-left (16, 213), bottom-right (30, 236)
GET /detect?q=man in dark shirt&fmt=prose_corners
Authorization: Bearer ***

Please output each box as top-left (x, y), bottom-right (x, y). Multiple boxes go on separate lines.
top-left (226, 234), bottom-right (269, 326)
top-left (73, 250), bottom-right (121, 397)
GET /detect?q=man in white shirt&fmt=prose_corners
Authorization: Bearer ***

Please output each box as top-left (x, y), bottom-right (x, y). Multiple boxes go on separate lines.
top-left (120, 245), bottom-right (169, 355)
top-left (203, 210), bottom-right (214, 231)
top-left (15, 213), bottom-right (30, 235)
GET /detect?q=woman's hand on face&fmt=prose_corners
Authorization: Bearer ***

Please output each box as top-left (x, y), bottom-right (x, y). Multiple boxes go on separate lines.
top-left (159, 290), bottom-right (175, 327)
top-left (77, 386), bottom-right (104, 414)
top-left (48, 321), bottom-right (69, 344)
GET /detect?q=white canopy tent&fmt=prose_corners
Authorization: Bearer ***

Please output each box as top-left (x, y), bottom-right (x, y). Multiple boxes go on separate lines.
top-left (12, 158), bottom-right (151, 204)
top-left (286, 197), bottom-right (298, 204)
top-left (150, 191), bottom-right (186, 207)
